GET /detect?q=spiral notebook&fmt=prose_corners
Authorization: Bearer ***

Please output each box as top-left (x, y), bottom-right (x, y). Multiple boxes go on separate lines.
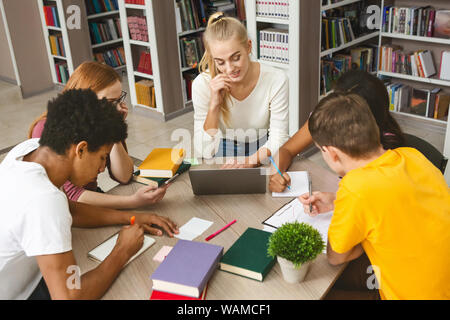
top-left (88, 232), bottom-right (156, 266)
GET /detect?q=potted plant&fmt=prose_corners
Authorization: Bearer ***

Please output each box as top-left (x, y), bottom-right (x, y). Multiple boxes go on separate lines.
top-left (268, 222), bottom-right (325, 283)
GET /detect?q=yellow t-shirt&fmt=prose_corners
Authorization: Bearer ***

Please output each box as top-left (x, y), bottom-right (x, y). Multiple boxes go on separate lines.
top-left (328, 148), bottom-right (450, 300)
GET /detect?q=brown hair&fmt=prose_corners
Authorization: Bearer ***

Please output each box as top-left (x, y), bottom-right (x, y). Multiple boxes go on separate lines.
top-left (28, 61), bottom-right (120, 138)
top-left (308, 91), bottom-right (381, 159)
top-left (198, 12), bottom-right (249, 125)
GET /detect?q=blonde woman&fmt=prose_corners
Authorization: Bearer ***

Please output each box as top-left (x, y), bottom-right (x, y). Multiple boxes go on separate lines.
top-left (28, 61), bottom-right (168, 209)
top-left (192, 12), bottom-right (290, 167)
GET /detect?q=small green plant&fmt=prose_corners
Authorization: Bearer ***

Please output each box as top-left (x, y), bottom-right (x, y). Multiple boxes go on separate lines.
top-left (268, 222), bottom-right (325, 268)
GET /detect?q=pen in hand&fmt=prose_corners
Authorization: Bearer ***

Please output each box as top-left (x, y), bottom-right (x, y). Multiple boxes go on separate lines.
top-left (308, 172), bottom-right (312, 213)
top-left (268, 156), bottom-right (291, 190)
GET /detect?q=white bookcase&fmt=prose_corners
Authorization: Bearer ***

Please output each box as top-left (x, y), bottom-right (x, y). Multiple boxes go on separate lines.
top-left (118, 0), bottom-right (185, 120)
top-left (245, 0), bottom-right (300, 135)
top-left (37, 0), bottom-right (75, 85)
top-left (375, 0), bottom-right (450, 184)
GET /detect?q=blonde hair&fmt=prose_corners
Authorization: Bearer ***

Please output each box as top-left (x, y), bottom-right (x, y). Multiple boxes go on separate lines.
top-left (198, 12), bottom-right (249, 125)
top-left (28, 61), bottom-right (120, 138)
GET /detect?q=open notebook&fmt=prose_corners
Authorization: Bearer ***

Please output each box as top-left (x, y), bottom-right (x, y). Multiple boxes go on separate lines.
top-left (88, 232), bottom-right (156, 265)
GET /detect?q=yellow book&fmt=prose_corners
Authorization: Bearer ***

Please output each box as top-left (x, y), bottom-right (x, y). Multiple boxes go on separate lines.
top-left (138, 148), bottom-right (185, 178)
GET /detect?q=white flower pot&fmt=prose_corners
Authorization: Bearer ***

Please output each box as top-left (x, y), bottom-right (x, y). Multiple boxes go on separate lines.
top-left (277, 257), bottom-right (311, 283)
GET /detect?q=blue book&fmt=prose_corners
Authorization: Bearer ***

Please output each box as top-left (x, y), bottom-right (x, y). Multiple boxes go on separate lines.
top-left (92, 0), bottom-right (102, 13)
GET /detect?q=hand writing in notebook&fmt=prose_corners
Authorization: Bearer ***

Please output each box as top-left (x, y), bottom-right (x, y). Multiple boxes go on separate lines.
top-left (298, 191), bottom-right (336, 217)
top-left (116, 224), bottom-right (145, 260)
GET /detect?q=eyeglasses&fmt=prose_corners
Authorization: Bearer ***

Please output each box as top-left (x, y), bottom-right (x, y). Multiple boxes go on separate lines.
top-left (108, 91), bottom-right (127, 106)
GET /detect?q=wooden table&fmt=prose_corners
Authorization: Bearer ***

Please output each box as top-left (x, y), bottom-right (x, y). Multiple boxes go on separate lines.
top-left (71, 158), bottom-right (345, 300)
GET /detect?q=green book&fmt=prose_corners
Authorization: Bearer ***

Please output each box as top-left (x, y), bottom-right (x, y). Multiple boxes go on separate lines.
top-left (219, 228), bottom-right (275, 282)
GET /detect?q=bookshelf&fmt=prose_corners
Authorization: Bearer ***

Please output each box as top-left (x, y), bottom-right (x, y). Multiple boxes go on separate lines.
top-left (245, 0), bottom-right (301, 135)
top-left (376, 0), bottom-right (450, 183)
top-left (119, 0), bottom-right (185, 120)
top-left (37, 0), bottom-right (93, 86)
top-left (85, 0), bottom-right (126, 72)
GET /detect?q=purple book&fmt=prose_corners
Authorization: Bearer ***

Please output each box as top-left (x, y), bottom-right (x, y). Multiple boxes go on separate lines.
top-left (151, 240), bottom-right (223, 298)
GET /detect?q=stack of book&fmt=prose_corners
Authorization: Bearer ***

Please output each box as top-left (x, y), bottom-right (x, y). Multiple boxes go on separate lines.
top-left (174, 0), bottom-right (207, 33)
top-left (179, 36), bottom-right (204, 68)
top-left (127, 16), bottom-right (148, 42)
top-left (382, 6), bottom-right (450, 39)
top-left (54, 62), bottom-right (69, 84)
top-left (137, 51), bottom-right (152, 75)
top-left (49, 34), bottom-right (65, 57)
top-left (135, 79), bottom-right (155, 108)
top-left (384, 82), bottom-right (449, 120)
top-left (256, 0), bottom-right (289, 19)
top-left (259, 28), bottom-right (289, 64)
top-left (85, 0), bottom-right (119, 15)
top-left (151, 240), bottom-right (223, 299)
top-left (89, 18), bottom-right (122, 44)
top-left (43, 5), bottom-right (60, 27)
top-left (94, 47), bottom-right (125, 68)
top-left (125, 0), bottom-right (145, 4)
top-left (380, 46), bottom-right (437, 78)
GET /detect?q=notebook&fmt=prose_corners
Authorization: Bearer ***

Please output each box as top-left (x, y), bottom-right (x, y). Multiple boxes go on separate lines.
top-left (138, 148), bottom-right (185, 178)
top-left (272, 171), bottom-right (310, 197)
top-left (219, 228), bottom-right (275, 281)
top-left (88, 232), bottom-right (155, 265)
top-left (151, 240), bottom-right (223, 298)
top-left (150, 283), bottom-right (208, 300)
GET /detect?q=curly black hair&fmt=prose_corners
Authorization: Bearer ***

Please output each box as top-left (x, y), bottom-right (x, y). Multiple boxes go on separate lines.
top-left (39, 88), bottom-right (128, 155)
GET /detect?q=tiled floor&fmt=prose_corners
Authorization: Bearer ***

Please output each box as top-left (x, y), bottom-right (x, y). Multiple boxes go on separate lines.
top-left (0, 79), bottom-right (446, 191)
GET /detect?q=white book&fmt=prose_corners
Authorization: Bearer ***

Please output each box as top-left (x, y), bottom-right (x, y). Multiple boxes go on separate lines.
top-left (419, 51), bottom-right (436, 78)
top-left (88, 233), bottom-right (155, 265)
top-left (439, 51), bottom-right (450, 81)
top-left (175, 5), bottom-right (182, 34)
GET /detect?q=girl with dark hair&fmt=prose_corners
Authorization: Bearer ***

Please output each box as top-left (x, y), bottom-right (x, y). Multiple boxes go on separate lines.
top-left (269, 70), bottom-right (405, 192)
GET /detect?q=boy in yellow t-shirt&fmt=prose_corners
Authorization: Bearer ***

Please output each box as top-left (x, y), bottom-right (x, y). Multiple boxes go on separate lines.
top-left (299, 91), bottom-right (450, 300)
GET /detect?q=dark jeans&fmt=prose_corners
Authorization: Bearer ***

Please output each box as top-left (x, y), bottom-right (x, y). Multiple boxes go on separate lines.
top-left (215, 134), bottom-right (269, 158)
top-left (28, 277), bottom-right (51, 300)
top-left (324, 253), bottom-right (381, 300)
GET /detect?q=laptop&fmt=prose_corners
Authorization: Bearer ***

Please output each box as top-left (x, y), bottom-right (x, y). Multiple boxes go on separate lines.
top-left (188, 165), bottom-right (267, 195)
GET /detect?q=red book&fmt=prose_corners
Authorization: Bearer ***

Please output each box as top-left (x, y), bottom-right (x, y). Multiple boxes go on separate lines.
top-left (150, 284), bottom-right (207, 300)
top-left (144, 53), bottom-right (152, 75)
top-left (137, 52), bottom-right (146, 73)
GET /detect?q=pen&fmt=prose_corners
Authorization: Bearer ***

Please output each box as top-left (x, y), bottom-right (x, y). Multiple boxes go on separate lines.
top-left (308, 172), bottom-right (312, 213)
top-left (130, 216), bottom-right (135, 225)
top-left (205, 219), bottom-right (237, 241)
top-left (268, 156), bottom-right (291, 190)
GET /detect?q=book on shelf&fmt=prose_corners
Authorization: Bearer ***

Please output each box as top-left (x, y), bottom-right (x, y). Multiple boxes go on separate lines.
top-left (43, 5), bottom-right (60, 28)
top-left (138, 148), bottom-right (185, 178)
top-left (380, 46), bottom-right (438, 79)
top-left (150, 240), bottom-right (223, 298)
top-left (128, 16), bottom-right (148, 42)
top-left (137, 51), bottom-right (152, 75)
top-left (182, 70), bottom-right (198, 102)
top-left (206, 0), bottom-right (237, 17)
top-left (94, 47), bottom-right (126, 68)
top-left (259, 28), bottom-right (289, 64)
top-left (133, 161), bottom-right (192, 187)
top-left (439, 51), bottom-right (450, 81)
top-left (179, 35), bottom-right (204, 68)
top-left (89, 17), bottom-right (122, 44)
top-left (256, 0), bottom-right (289, 19)
top-left (85, 0), bottom-right (119, 15)
top-left (135, 79), bottom-right (155, 108)
top-left (382, 6), bottom-right (450, 39)
top-left (49, 34), bottom-right (65, 57)
top-left (125, 0), bottom-right (145, 5)
top-left (54, 62), bottom-right (69, 84)
top-left (175, 0), bottom-right (207, 33)
top-left (219, 228), bottom-right (276, 282)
